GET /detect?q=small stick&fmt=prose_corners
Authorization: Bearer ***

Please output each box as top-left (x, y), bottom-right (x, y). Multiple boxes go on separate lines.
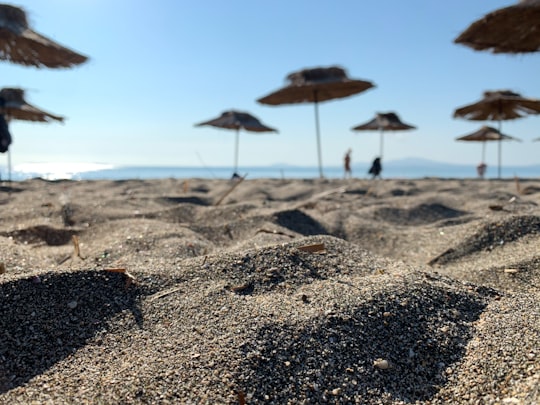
top-left (72, 235), bottom-right (85, 259)
top-left (58, 235), bottom-right (85, 264)
top-left (104, 267), bottom-right (137, 287)
top-left (297, 243), bottom-right (326, 253)
top-left (104, 268), bottom-right (127, 273)
top-left (148, 286), bottom-right (183, 301)
top-left (214, 174), bottom-right (247, 206)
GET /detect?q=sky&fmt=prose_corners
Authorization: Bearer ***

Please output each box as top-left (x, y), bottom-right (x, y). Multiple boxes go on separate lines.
top-left (3, 0), bottom-right (540, 170)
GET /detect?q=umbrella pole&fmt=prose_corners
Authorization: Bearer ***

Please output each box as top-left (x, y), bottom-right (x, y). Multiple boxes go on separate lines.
top-left (497, 120), bottom-right (501, 179)
top-left (497, 138), bottom-right (502, 179)
top-left (8, 148), bottom-right (11, 182)
top-left (234, 129), bottom-right (239, 175)
top-left (314, 92), bottom-right (323, 178)
top-left (482, 141), bottom-right (486, 163)
top-left (379, 129), bottom-right (384, 158)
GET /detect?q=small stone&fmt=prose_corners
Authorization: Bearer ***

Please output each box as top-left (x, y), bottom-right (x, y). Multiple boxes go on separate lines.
top-left (67, 300), bottom-right (78, 309)
top-left (373, 359), bottom-right (390, 369)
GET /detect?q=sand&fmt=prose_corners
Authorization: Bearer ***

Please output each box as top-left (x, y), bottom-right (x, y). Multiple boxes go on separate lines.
top-left (0, 177), bottom-right (538, 404)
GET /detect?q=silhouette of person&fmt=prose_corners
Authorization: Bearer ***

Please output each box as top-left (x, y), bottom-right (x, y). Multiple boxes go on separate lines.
top-left (477, 162), bottom-right (487, 179)
top-left (0, 97), bottom-right (11, 154)
top-left (344, 149), bottom-right (352, 178)
top-left (368, 157), bottom-right (382, 179)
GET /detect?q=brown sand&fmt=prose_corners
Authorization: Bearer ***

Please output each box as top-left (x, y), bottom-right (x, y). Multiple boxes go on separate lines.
top-left (0, 177), bottom-right (538, 404)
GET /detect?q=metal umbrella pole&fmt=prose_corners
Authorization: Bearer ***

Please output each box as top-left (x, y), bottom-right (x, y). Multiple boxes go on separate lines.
top-left (234, 128), bottom-right (240, 174)
top-left (313, 91), bottom-right (323, 178)
top-left (379, 128), bottom-right (384, 158)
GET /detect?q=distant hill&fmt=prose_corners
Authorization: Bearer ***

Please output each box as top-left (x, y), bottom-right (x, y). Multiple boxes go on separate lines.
top-left (382, 158), bottom-right (468, 168)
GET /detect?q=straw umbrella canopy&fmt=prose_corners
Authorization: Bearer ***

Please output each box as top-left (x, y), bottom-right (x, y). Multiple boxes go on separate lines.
top-left (257, 66), bottom-right (375, 178)
top-left (0, 4), bottom-right (88, 68)
top-left (195, 110), bottom-right (277, 176)
top-left (456, 125), bottom-right (521, 170)
top-left (454, 0), bottom-right (540, 54)
top-left (0, 88), bottom-right (64, 122)
top-left (0, 87), bottom-right (64, 180)
top-left (454, 90), bottom-right (540, 178)
top-left (351, 112), bottom-right (416, 158)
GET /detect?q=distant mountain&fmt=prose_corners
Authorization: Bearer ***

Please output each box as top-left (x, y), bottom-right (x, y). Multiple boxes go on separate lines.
top-left (372, 157), bottom-right (540, 170)
top-left (383, 158), bottom-right (467, 168)
top-left (266, 157), bottom-right (539, 171)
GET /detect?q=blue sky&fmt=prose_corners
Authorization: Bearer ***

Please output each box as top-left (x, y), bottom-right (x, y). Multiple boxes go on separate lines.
top-left (3, 0), bottom-right (539, 170)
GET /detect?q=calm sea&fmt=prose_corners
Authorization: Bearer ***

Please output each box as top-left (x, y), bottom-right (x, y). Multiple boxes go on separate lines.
top-left (5, 161), bottom-right (540, 181)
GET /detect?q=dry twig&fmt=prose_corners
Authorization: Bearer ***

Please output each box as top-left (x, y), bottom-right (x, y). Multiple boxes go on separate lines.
top-left (214, 174), bottom-right (247, 206)
top-left (148, 286), bottom-right (183, 301)
top-left (104, 267), bottom-right (137, 287)
top-left (297, 243), bottom-right (326, 253)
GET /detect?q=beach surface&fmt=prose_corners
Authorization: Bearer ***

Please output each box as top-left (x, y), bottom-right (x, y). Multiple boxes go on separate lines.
top-left (0, 177), bottom-right (538, 404)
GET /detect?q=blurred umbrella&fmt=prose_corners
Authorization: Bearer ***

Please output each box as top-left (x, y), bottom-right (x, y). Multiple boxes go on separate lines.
top-left (454, 90), bottom-right (540, 178)
top-left (456, 125), bottom-right (521, 170)
top-left (351, 112), bottom-right (416, 158)
top-left (0, 4), bottom-right (88, 68)
top-left (454, 0), bottom-right (540, 54)
top-left (195, 110), bottom-right (277, 176)
top-left (0, 88), bottom-right (64, 122)
top-left (0, 87), bottom-right (64, 180)
top-left (257, 66), bottom-right (375, 178)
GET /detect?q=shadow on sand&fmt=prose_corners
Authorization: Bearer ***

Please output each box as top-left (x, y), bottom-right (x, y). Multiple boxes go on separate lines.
top-left (0, 270), bottom-right (153, 393)
top-left (273, 209), bottom-right (329, 236)
top-left (238, 284), bottom-right (492, 403)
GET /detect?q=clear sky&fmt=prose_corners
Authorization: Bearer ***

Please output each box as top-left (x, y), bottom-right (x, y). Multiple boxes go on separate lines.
top-left (3, 0), bottom-right (540, 170)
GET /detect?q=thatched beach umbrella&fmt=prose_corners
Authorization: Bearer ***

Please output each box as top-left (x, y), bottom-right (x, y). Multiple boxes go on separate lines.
top-left (0, 4), bottom-right (88, 68)
top-left (195, 110), bottom-right (277, 176)
top-left (456, 125), bottom-right (521, 173)
top-left (351, 112), bottom-right (416, 158)
top-left (0, 87), bottom-right (64, 180)
top-left (454, 90), bottom-right (540, 178)
top-left (257, 66), bottom-right (375, 178)
top-left (454, 0), bottom-right (540, 54)
top-left (0, 88), bottom-right (64, 122)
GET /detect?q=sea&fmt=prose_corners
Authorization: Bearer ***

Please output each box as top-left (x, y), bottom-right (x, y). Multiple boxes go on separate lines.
top-left (4, 160), bottom-right (540, 181)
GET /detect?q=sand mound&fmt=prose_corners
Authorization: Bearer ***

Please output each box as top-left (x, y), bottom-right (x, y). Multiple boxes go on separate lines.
top-left (0, 178), bottom-right (538, 403)
top-left (374, 203), bottom-right (467, 226)
top-left (428, 215), bottom-right (540, 266)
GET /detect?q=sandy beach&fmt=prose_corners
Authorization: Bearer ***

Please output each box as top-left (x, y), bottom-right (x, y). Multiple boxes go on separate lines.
top-left (0, 177), bottom-right (538, 404)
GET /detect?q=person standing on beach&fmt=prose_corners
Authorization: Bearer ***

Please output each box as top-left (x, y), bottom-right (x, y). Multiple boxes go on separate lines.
top-left (0, 97), bottom-right (11, 154)
top-left (369, 157), bottom-right (382, 179)
top-left (344, 149), bottom-right (352, 179)
top-left (477, 162), bottom-right (487, 179)
top-left (0, 97), bottom-right (12, 180)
